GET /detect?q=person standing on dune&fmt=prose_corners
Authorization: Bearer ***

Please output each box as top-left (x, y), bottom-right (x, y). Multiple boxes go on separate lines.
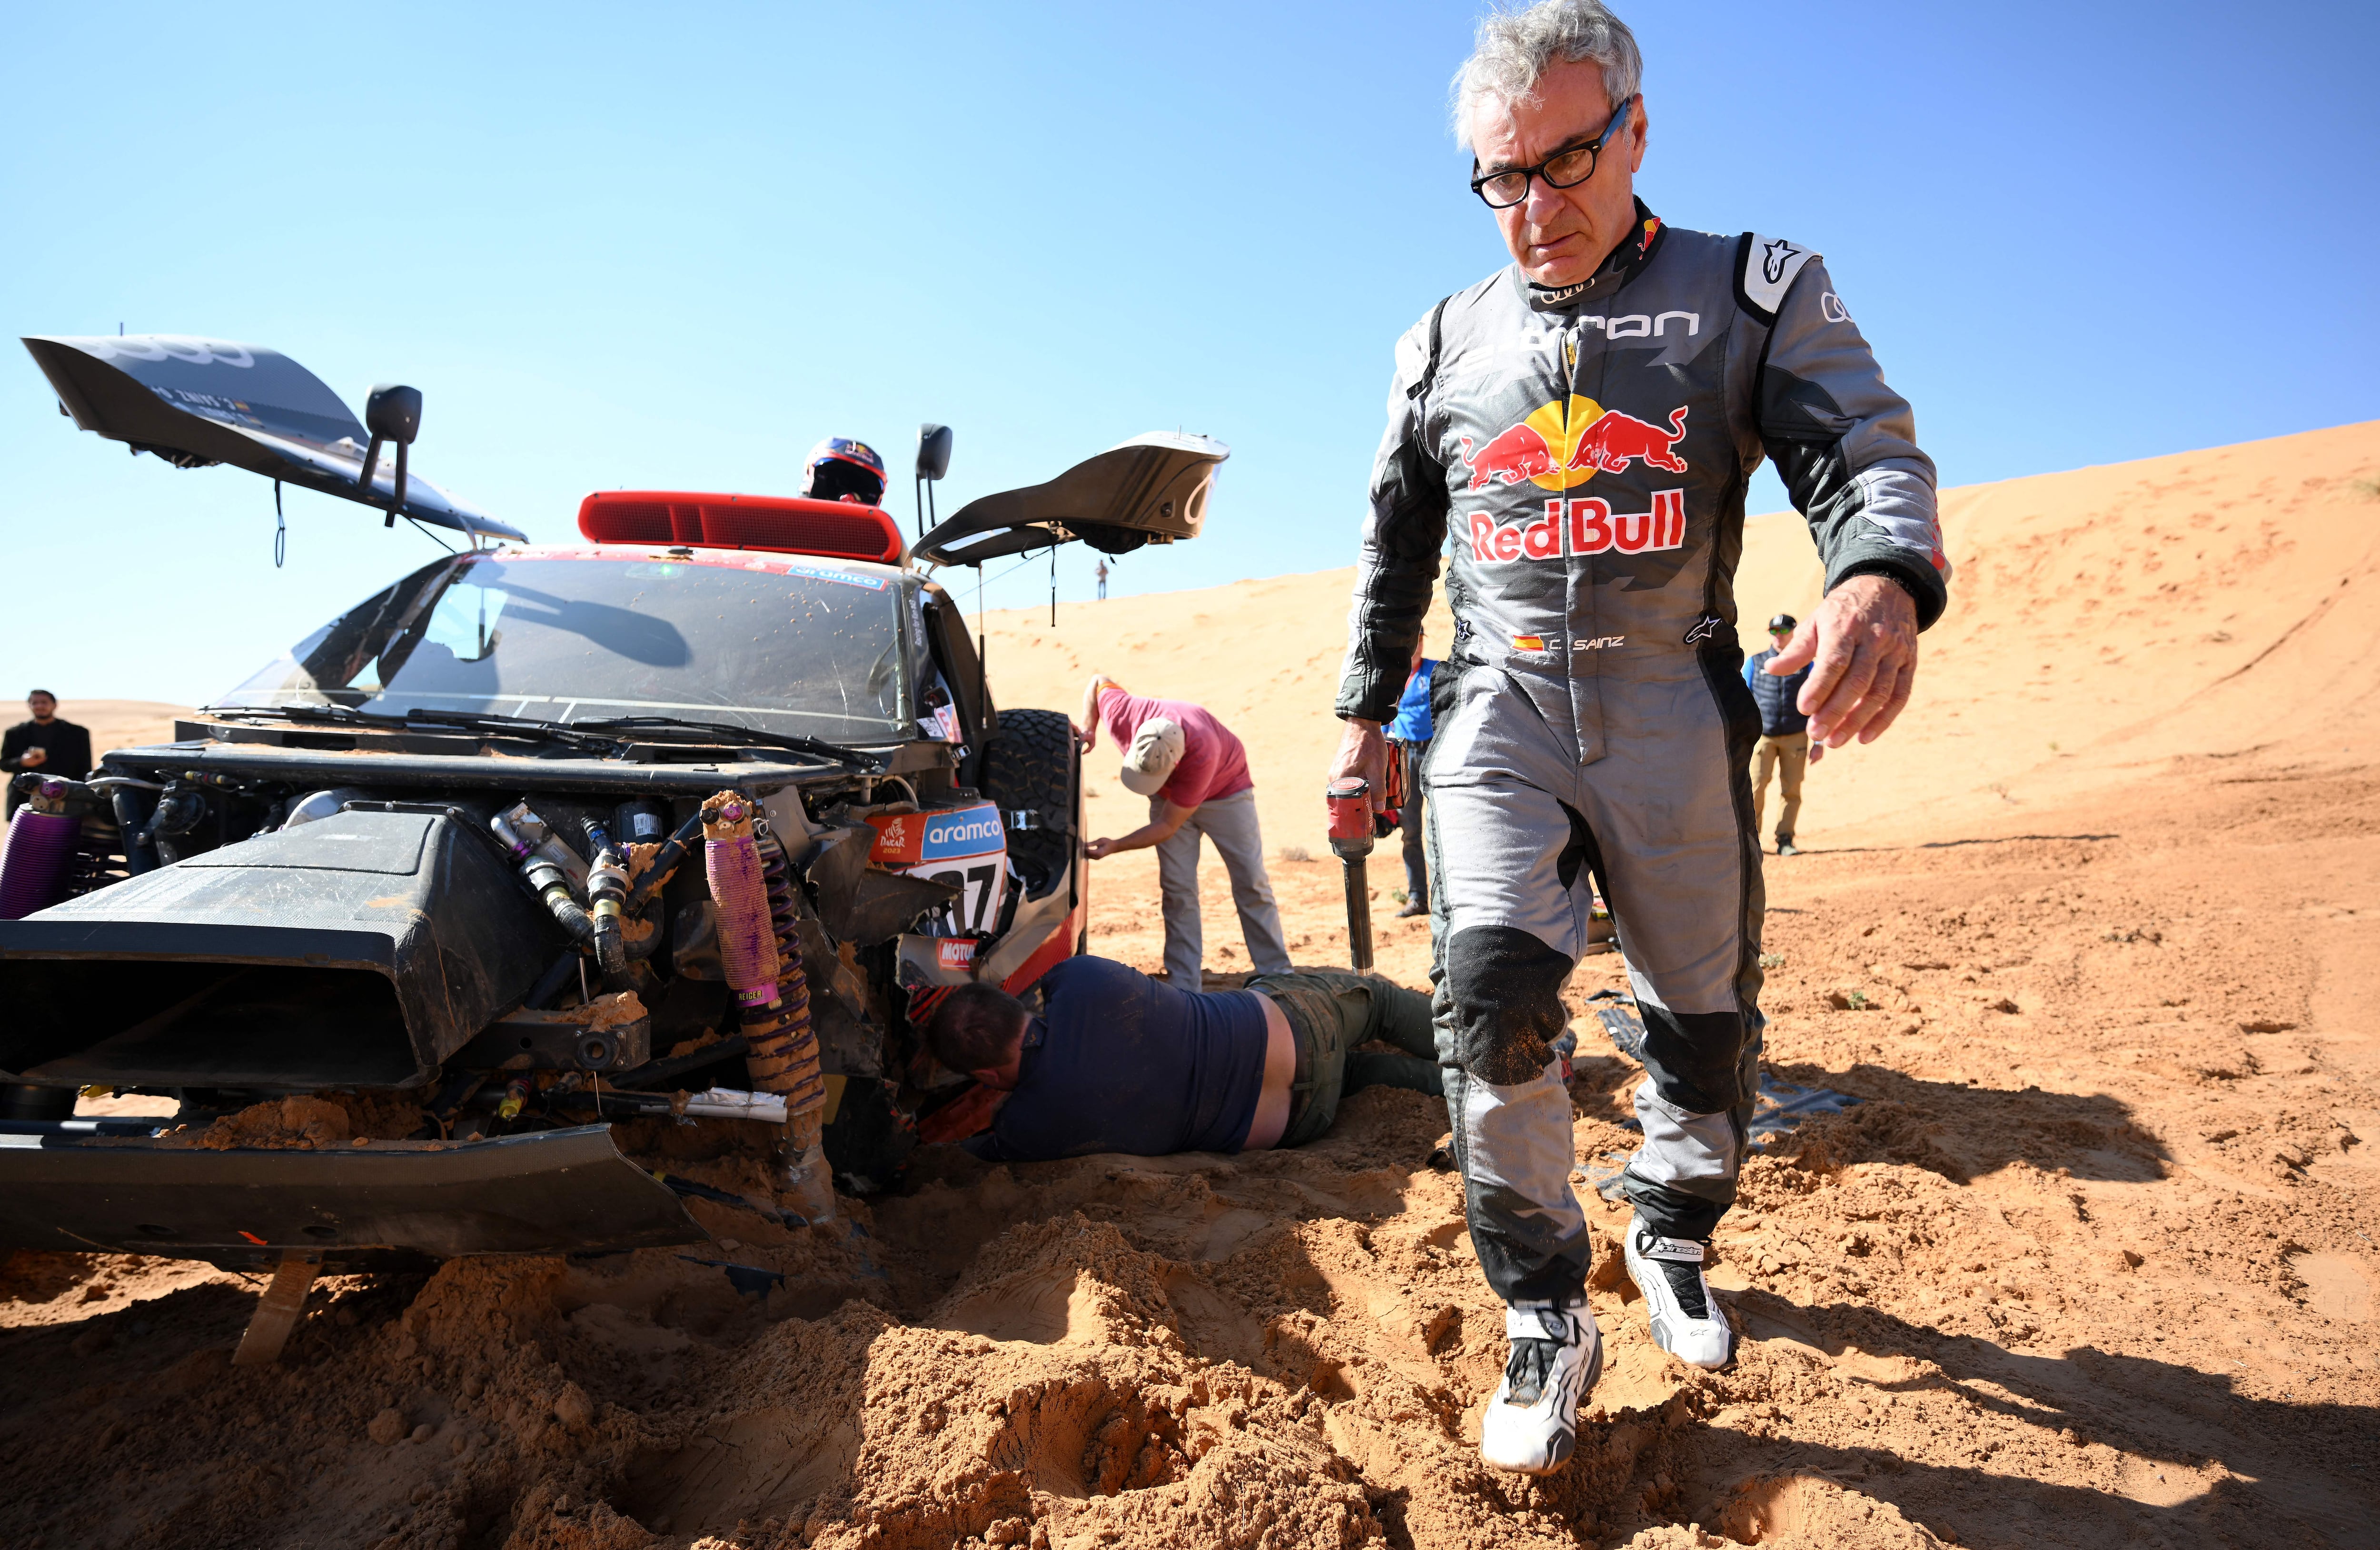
top-left (1329, 0), bottom-right (1950, 1474)
top-left (1745, 613), bottom-right (1815, 855)
top-left (1388, 636), bottom-right (1439, 917)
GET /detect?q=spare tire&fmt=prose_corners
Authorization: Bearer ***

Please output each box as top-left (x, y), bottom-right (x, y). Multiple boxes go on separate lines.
top-left (979, 708), bottom-right (1077, 901)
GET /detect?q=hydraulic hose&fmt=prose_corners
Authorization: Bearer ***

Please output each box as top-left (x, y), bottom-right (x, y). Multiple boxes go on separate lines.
top-left (584, 817), bottom-right (633, 991)
top-left (525, 854), bottom-right (595, 944)
top-left (526, 949), bottom-right (580, 1010)
top-left (141, 783), bottom-right (208, 867)
top-left (108, 786), bottom-right (159, 876)
top-left (624, 809), bottom-right (706, 917)
top-left (492, 803), bottom-right (599, 949)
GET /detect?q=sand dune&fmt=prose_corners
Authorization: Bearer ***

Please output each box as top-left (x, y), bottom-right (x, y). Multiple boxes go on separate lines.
top-left (980, 419), bottom-right (2380, 852)
top-left (0, 700), bottom-right (187, 764)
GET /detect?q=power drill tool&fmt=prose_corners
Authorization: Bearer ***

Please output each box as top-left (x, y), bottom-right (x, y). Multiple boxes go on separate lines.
top-left (1324, 746), bottom-right (1405, 972)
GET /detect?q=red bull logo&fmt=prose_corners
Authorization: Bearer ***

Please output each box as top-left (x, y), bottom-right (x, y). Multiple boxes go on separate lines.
top-left (1459, 422), bottom-right (1563, 490)
top-left (1568, 406), bottom-right (1689, 475)
top-left (1468, 490), bottom-right (1686, 563)
top-left (1459, 397), bottom-right (1691, 491)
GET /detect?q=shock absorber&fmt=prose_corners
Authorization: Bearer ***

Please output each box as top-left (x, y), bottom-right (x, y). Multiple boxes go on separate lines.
top-left (701, 791), bottom-right (833, 1223)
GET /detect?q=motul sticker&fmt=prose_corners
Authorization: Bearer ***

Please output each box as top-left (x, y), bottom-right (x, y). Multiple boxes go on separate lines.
top-left (936, 939), bottom-right (977, 973)
top-left (1468, 490), bottom-right (1686, 563)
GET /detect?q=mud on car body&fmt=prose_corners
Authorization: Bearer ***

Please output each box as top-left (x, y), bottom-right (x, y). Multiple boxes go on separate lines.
top-left (0, 333), bottom-right (1225, 1283)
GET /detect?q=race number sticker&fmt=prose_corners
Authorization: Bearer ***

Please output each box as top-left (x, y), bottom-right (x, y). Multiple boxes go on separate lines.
top-left (863, 801), bottom-right (1008, 935)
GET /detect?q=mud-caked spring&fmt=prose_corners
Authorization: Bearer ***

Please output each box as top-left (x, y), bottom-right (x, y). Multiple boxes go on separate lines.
top-left (742, 822), bottom-right (823, 1113)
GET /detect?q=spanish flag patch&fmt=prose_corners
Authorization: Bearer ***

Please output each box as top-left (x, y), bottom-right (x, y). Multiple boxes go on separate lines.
top-left (1513, 634), bottom-right (1547, 652)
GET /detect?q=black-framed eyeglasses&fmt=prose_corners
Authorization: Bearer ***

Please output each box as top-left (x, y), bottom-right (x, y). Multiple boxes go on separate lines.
top-left (1470, 95), bottom-right (1637, 209)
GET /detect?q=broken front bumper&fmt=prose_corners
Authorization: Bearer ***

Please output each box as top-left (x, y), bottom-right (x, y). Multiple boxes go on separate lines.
top-left (0, 1120), bottom-right (705, 1264)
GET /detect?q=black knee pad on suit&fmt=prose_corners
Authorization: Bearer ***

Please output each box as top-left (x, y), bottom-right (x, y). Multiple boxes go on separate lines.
top-left (1438, 925), bottom-right (1573, 1086)
top-left (1636, 1004), bottom-right (1755, 1115)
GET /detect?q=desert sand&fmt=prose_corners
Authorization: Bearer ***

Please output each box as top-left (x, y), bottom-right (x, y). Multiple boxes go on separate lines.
top-left (2, 424), bottom-right (2375, 1549)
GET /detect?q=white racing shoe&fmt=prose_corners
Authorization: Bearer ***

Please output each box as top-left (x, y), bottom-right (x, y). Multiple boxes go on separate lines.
top-left (1624, 1221), bottom-right (1736, 1369)
top-left (1479, 1302), bottom-right (1602, 1475)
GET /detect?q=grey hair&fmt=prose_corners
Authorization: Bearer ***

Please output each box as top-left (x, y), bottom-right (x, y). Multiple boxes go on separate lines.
top-left (1451, 0), bottom-right (1644, 149)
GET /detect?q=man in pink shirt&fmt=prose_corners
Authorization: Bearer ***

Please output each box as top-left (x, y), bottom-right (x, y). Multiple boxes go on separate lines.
top-left (1075, 675), bottom-right (1292, 988)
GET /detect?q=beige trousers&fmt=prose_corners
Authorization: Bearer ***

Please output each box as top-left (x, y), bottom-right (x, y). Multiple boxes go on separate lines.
top-left (1751, 732), bottom-right (1809, 841)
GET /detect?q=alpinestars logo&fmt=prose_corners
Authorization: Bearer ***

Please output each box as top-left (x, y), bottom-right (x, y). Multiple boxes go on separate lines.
top-left (1458, 398), bottom-right (1691, 492)
top-left (1468, 491), bottom-right (1686, 563)
top-left (1761, 239), bottom-right (1801, 284)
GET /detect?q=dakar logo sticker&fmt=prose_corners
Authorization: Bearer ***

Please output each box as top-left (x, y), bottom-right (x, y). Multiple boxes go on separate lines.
top-left (1458, 397), bottom-right (1689, 492)
top-left (1468, 490), bottom-right (1686, 564)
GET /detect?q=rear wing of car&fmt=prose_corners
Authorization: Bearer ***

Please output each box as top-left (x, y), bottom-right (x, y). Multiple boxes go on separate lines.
top-left (22, 334), bottom-right (524, 543)
top-left (913, 432), bottom-right (1226, 568)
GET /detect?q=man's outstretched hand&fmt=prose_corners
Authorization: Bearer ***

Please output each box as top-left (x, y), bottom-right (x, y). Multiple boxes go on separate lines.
top-left (1765, 574), bottom-right (1918, 764)
top-left (1329, 717), bottom-right (1389, 804)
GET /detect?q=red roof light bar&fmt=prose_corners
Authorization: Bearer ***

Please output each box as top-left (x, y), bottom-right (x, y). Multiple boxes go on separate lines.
top-left (577, 491), bottom-right (904, 565)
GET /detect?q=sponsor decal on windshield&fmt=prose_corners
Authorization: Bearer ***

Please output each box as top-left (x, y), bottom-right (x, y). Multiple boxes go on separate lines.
top-left (778, 563), bottom-right (888, 590)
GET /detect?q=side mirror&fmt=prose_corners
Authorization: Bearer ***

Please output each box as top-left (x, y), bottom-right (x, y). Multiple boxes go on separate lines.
top-left (916, 423), bottom-right (953, 482)
top-left (359, 383), bottom-right (424, 524)
top-left (913, 423), bottom-right (954, 539)
top-left (366, 384), bottom-right (423, 445)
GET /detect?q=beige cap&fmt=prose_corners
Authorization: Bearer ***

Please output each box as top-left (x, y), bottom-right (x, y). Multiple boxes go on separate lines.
top-left (1117, 717), bottom-right (1185, 796)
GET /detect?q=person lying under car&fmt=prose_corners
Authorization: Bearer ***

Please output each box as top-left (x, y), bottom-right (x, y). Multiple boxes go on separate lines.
top-left (926, 956), bottom-right (1443, 1161)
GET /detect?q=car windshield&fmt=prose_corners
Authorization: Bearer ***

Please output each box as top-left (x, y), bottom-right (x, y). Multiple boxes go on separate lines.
top-left (216, 553), bottom-right (916, 743)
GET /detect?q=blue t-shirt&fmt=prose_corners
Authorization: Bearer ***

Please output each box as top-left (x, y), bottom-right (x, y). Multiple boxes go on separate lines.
top-left (967, 956), bottom-right (1268, 1161)
top-left (1387, 659), bottom-right (1438, 744)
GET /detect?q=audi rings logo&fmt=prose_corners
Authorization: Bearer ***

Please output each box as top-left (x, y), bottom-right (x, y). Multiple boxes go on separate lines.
top-left (78, 336), bottom-right (255, 368)
top-left (1819, 292), bottom-right (1854, 324)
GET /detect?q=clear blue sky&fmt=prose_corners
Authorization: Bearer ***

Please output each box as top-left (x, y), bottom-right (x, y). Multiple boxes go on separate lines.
top-left (3, 1), bottom-right (2374, 705)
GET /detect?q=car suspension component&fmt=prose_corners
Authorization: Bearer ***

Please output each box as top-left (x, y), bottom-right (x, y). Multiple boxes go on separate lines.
top-left (702, 790), bottom-right (832, 1223)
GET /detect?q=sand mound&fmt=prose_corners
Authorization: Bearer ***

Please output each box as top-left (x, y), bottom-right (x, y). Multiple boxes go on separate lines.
top-left (980, 418), bottom-right (2380, 855)
top-left (4, 424), bottom-right (2376, 1548)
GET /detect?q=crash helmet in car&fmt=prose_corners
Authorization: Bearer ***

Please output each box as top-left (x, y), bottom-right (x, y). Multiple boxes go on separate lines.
top-left (803, 437), bottom-right (888, 506)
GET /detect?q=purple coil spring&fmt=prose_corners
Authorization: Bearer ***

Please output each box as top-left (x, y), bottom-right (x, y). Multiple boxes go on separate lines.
top-left (0, 808), bottom-right (82, 921)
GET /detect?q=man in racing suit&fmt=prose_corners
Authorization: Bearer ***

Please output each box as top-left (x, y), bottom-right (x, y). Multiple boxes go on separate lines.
top-left (1329, 0), bottom-right (1949, 1475)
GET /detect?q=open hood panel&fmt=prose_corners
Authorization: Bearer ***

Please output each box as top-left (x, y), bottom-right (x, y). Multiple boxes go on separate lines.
top-left (23, 334), bottom-right (523, 542)
top-left (915, 431), bottom-right (1226, 567)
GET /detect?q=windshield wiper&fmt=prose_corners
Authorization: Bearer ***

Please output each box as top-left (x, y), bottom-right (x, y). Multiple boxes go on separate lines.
top-left (568, 715), bottom-right (884, 769)
top-left (198, 704), bottom-right (625, 754)
top-left (397, 708), bottom-right (628, 753)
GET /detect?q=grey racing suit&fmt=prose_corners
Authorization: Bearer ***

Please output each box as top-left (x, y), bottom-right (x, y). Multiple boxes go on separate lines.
top-left (1335, 204), bottom-right (1948, 1306)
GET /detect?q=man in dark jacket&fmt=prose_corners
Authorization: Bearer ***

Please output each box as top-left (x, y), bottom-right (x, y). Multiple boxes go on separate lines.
top-left (3, 692), bottom-right (92, 817)
top-left (1744, 615), bottom-right (1813, 854)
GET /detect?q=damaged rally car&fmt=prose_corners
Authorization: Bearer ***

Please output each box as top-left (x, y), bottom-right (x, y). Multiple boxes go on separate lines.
top-left (0, 332), bottom-right (1223, 1315)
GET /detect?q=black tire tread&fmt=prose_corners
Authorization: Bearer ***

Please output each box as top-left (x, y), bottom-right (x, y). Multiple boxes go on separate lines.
top-left (979, 708), bottom-right (1077, 900)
